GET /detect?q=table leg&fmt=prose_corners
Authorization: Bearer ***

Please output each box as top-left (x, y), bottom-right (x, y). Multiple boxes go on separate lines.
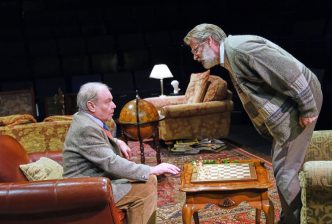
top-left (262, 199), bottom-right (274, 224)
top-left (255, 209), bottom-right (261, 224)
top-left (138, 137), bottom-right (145, 164)
top-left (193, 211), bottom-right (199, 224)
top-left (182, 204), bottom-right (200, 224)
top-left (248, 191), bottom-right (274, 224)
top-left (152, 124), bottom-right (161, 164)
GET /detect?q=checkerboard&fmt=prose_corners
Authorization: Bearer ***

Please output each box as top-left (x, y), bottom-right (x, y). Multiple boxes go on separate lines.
top-left (191, 163), bottom-right (257, 183)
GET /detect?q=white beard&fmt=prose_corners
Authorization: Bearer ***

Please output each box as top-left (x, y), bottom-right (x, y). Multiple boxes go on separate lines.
top-left (201, 46), bottom-right (219, 69)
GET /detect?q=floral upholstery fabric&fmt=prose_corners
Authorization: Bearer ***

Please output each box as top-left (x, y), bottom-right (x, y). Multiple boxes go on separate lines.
top-left (299, 130), bottom-right (332, 224)
top-left (0, 120), bottom-right (71, 153)
top-left (203, 75), bottom-right (228, 102)
top-left (145, 72), bottom-right (233, 142)
top-left (43, 115), bottom-right (73, 122)
top-left (159, 101), bottom-right (233, 141)
top-left (19, 157), bottom-right (63, 181)
top-left (185, 70), bottom-right (210, 103)
top-left (0, 114), bottom-right (36, 127)
top-left (0, 115), bottom-right (116, 154)
top-left (161, 101), bottom-right (232, 118)
top-left (144, 95), bottom-right (186, 110)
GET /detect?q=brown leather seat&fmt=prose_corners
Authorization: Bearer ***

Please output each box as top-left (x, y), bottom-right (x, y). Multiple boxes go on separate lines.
top-left (0, 135), bottom-right (125, 224)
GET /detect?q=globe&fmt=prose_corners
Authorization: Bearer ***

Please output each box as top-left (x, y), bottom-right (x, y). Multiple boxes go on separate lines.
top-left (118, 98), bottom-right (160, 140)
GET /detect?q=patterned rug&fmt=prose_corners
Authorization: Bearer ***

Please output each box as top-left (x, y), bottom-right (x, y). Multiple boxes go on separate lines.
top-left (128, 140), bottom-right (281, 224)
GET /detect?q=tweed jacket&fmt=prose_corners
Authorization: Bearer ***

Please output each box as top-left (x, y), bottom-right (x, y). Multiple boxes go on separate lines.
top-left (223, 35), bottom-right (322, 145)
top-left (63, 111), bottom-right (150, 202)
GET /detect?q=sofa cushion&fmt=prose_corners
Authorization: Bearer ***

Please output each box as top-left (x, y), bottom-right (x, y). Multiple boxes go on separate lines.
top-left (0, 114), bottom-right (36, 127)
top-left (203, 75), bottom-right (228, 102)
top-left (20, 157), bottom-right (63, 181)
top-left (185, 70), bottom-right (210, 103)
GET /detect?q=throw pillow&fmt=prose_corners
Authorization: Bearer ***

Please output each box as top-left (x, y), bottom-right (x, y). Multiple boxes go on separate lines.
top-left (203, 75), bottom-right (228, 102)
top-left (185, 70), bottom-right (210, 103)
top-left (0, 114), bottom-right (37, 127)
top-left (19, 157), bottom-right (63, 181)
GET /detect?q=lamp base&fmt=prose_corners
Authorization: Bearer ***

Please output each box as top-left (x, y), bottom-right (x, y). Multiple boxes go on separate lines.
top-left (159, 94), bottom-right (167, 98)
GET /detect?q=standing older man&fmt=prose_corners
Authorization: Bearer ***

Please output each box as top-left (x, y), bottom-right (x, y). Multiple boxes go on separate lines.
top-left (184, 23), bottom-right (322, 224)
top-left (63, 82), bottom-right (180, 224)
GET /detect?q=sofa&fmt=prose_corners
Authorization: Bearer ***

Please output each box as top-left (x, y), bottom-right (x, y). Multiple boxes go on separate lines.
top-left (145, 70), bottom-right (233, 143)
top-left (299, 130), bottom-right (332, 224)
top-left (0, 114), bottom-right (116, 153)
top-left (0, 135), bottom-right (125, 224)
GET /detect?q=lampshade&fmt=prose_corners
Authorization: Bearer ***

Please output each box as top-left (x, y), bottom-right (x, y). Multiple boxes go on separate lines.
top-left (149, 64), bottom-right (173, 97)
top-left (149, 64), bottom-right (173, 79)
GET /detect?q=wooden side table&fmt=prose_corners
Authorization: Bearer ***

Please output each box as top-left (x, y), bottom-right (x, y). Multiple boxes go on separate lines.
top-left (180, 159), bottom-right (274, 224)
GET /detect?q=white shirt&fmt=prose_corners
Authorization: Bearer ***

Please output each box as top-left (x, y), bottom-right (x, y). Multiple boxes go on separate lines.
top-left (220, 41), bottom-right (225, 67)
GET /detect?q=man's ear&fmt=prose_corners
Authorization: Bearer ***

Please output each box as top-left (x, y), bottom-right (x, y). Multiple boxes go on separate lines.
top-left (87, 101), bottom-right (96, 112)
top-left (207, 36), bottom-right (219, 51)
top-left (207, 36), bottom-right (214, 46)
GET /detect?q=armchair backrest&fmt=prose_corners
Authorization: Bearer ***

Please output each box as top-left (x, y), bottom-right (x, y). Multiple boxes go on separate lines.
top-left (185, 70), bottom-right (228, 103)
top-left (0, 135), bottom-right (30, 182)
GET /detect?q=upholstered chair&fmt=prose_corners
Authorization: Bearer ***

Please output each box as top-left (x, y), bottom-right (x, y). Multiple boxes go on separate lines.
top-left (145, 70), bottom-right (233, 144)
top-left (299, 130), bottom-right (332, 224)
top-left (0, 135), bottom-right (125, 224)
top-left (0, 115), bottom-right (116, 153)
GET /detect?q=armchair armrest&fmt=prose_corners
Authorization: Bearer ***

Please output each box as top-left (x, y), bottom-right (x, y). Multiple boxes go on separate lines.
top-left (300, 161), bottom-right (332, 189)
top-left (161, 100), bottom-right (233, 118)
top-left (0, 177), bottom-right (113, 214)
top-left (305, 130), bottom-right (332, 162)
top-left (299, 160), bottom-right (332, 224)
top-left (145, 95), bottom-right (186, 110)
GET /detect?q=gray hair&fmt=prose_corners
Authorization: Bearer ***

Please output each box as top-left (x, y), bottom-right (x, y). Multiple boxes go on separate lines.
top-left (77, 82), bottom-right (110, 112)
top-left (184, 23), bottom-right (227, 45)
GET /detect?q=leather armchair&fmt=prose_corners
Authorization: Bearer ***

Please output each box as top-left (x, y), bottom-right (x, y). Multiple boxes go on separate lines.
top-left (299, 130), bottom-right (332, 224)
top-left (0, 135), bottom-right (125, 224)
top-left (145, 71), bottom-right (233, 143)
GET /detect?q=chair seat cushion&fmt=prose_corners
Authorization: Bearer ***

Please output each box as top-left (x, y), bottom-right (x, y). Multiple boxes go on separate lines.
top-left (20, 157), bottom-right (63, 181)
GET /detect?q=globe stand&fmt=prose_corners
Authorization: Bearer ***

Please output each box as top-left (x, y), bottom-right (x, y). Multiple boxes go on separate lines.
top-left (118, 94), bottom-right (163, 165)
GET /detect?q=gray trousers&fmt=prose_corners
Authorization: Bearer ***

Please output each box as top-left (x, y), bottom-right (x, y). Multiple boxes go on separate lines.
top-left (272, 96), bottom-right (322, 223)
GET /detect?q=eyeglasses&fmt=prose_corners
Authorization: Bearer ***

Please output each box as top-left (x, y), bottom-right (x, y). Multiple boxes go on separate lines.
top-left (191, 40), bottom-right (207, 55)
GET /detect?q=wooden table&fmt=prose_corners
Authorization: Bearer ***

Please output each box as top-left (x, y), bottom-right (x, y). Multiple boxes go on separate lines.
top-left (180, 159), bottom-right (274, 224)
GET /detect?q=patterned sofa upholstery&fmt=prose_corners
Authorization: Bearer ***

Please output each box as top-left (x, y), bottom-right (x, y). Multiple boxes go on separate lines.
top-left (299, 130), bottom-right (332, 224)
top-left (0, 114), bottom-right (116, 153)
top-left (145, 70), bottom-right (233, 143)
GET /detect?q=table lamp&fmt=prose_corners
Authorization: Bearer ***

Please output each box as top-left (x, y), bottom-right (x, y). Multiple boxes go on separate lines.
top-left (149, 64), bottom-right (173, 97)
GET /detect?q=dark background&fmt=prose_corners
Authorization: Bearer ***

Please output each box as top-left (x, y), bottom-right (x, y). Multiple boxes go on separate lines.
top-left (0, 0), bottom-right (331, 129)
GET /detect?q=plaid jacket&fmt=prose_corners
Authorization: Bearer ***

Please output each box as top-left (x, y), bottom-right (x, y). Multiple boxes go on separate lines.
top-left (224, 35), bottom-right (322, 145)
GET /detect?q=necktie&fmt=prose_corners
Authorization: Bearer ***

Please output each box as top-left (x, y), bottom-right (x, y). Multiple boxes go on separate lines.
top-left (103, 123), bottom-right (110, 131)
top-left (102, 123), bottom-right (112, 138)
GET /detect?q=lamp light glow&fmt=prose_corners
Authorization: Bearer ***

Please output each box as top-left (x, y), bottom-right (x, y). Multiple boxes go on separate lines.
top-left (149, 64), bottom-right (173, 97)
